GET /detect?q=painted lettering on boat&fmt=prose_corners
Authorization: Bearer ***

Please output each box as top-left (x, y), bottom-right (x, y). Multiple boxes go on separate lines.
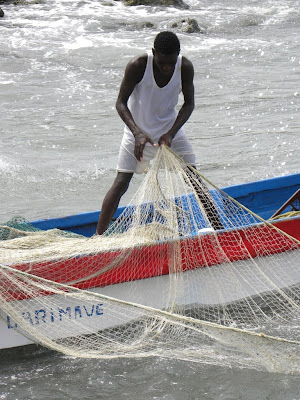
top-left (6, 303), bottom-right (104, 329)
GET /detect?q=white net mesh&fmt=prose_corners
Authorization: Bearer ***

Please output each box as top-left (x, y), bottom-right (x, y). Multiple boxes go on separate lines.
top-left (0, 146), bottom-right (299, 373)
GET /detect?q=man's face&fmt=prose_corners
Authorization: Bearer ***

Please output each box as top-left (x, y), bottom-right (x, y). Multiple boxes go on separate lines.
top-left (152, 49), bottom-right (179, 76)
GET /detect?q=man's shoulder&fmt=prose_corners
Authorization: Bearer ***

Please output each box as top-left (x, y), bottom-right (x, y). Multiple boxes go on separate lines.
top-left (124, 53), bottom-right (148, 84)
top-left (127, 53), bottom-right (148, 72)
top-left (181, 56), bottom-right (194, 81)
top-left (181, 55), bottom-right (194, 70)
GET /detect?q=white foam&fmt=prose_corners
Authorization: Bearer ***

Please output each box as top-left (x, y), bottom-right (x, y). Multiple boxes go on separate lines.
top-left (64, 36), bottom-right (94, 50)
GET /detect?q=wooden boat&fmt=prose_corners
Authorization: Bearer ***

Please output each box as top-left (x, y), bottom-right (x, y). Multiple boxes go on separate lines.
top-left (0, 173), bottom-right (299, 350)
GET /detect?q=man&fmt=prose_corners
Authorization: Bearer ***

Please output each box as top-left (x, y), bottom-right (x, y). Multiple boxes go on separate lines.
top-left (96, 31), bottom-right (223, 235)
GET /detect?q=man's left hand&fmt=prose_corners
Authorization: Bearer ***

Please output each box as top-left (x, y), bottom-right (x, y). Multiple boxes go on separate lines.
top-left (158, 133), bottom-right (173, 147)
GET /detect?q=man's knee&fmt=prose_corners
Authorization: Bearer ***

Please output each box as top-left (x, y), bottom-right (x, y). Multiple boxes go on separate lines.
top-left (113, 172), bottom-right (133, 195)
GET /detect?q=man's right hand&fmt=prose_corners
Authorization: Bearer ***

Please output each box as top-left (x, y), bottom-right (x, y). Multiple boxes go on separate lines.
top-left (134, 131), bottom-right (154, 162)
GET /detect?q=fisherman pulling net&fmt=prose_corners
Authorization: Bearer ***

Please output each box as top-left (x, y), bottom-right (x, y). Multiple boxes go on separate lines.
top-left (0, 146), bottom-right (299, 374)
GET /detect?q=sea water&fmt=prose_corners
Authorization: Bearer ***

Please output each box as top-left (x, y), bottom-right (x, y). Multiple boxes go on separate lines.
top-left (0, 0), bottom-right (300, 398)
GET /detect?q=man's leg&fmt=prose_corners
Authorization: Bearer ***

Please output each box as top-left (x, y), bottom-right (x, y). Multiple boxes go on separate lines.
top-left (171, 137), bottom-right (224, 231)
top-left (96, 172), bottom-right (133, 235)
top-left (187, 166), bottom-right (224, 230)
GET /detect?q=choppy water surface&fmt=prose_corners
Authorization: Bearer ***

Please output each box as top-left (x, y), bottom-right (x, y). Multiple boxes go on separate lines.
top-left (0, 0), bottom-right (300, 398)
top-left (1, 347), bottom-right (300, 399)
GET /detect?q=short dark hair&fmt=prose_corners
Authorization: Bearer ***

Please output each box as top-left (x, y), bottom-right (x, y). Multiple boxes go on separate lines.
top-left (153, 31), bottom-right (180, 55)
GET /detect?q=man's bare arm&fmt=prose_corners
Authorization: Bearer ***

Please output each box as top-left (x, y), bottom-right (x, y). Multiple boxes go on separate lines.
top-left (116, 55), bottom-right (154, 161)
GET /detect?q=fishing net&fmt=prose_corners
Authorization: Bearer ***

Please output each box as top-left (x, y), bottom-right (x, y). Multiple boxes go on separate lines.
top-left (0, 146), bottom-right (299, 374)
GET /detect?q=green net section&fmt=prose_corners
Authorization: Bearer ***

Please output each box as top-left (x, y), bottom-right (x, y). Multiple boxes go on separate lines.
top-left (0, 216), bottom-right (40, 240)
top-left (0, 216), bottom-right (84, 241)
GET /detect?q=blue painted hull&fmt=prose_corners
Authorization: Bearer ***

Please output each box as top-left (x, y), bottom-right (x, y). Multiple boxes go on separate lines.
top-left (31, 173), bottom-right (300, 237)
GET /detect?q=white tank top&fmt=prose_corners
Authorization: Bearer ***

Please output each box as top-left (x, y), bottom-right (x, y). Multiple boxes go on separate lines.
top-left (124, 53), bottom-right (185, 143)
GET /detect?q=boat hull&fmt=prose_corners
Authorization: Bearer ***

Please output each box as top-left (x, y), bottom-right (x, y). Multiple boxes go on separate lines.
top-left (1, 174), bottom-right (299, 351)
top-left (1, 246), bottom-right (300, 350)
top-left (1, 216), bottom-right (299, 350)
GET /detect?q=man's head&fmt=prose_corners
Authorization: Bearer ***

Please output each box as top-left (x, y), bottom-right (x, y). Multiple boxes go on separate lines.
top-left (152, 31), bottom-right (181, 75)
top-left (153, 31), bottom-right (181, 55)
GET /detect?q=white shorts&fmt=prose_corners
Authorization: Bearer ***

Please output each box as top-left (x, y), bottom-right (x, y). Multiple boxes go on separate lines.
top-left (117, 134), bottom-right (196, 174)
